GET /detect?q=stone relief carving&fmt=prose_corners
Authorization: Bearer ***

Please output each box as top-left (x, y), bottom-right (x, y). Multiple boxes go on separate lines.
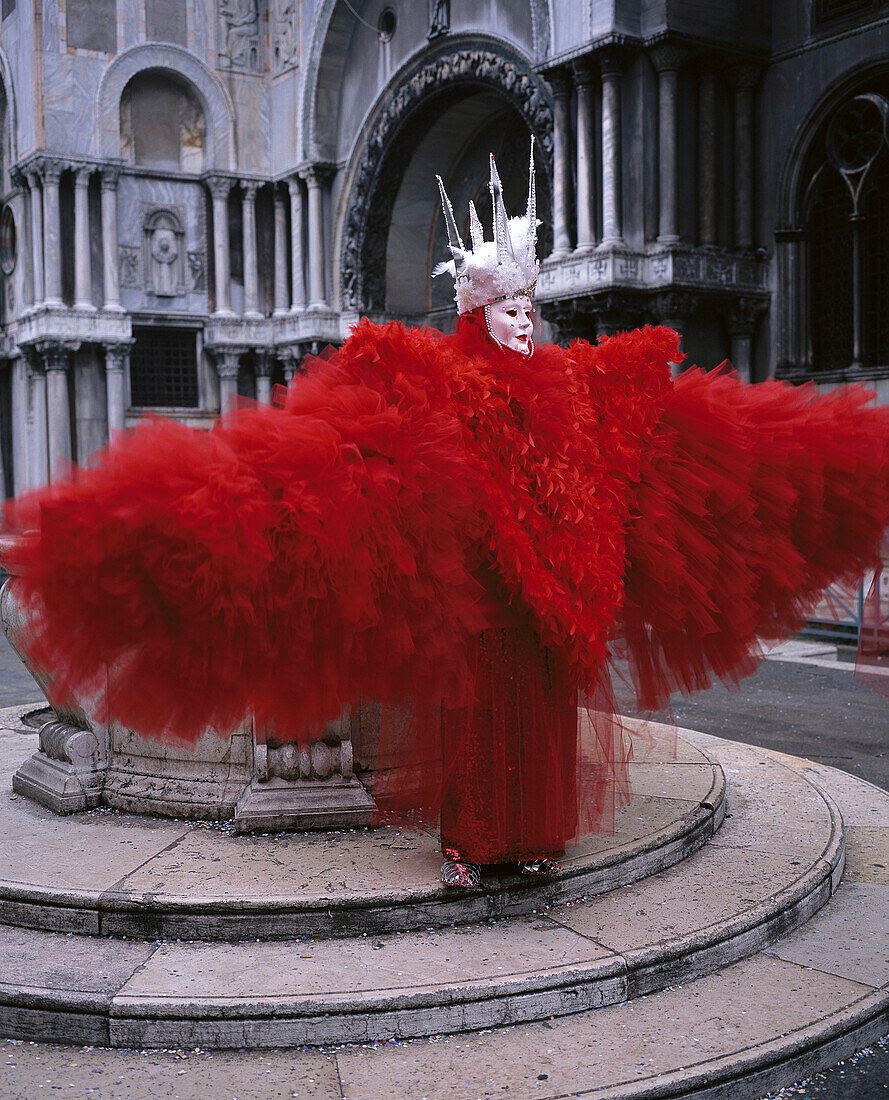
top-left (119, 245), bottom-right (141, 288)
top-left (427, 0), bottom-right (449, 38)
top-left (143, 208), bottom-right (186, 298)
top-left (274, 0), bottom-right (299, 71)
top-left (341, 48), bottom-right (553, 312)
top-left (187, 251), bottom-right (206, 292)
top-left (219, 0), bottom-right (261, 72)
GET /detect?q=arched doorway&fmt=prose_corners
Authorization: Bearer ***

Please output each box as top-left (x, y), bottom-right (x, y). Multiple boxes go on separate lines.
top-left (340, 46), bottom-right (553, 323)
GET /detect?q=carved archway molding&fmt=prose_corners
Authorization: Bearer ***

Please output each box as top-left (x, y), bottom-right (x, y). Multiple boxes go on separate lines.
top-left (303, 0), bottom-right (552, 163)
top-left (339, 45), bottom-right (553, 312)
top-left (96, 43), bottom-right (236, 169)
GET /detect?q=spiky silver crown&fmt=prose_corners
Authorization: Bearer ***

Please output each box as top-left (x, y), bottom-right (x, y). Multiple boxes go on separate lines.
top-left (433, 139), bottom-right (539, 315)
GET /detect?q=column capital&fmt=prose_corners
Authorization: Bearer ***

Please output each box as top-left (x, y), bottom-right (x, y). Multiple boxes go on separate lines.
top-left (210, 347), bottom-right (244, 378)
top-left (254, 349), bottom-right (274, 377)
top-left (104, 341), bottom-right (133, 370)
top-left (570, 58), bottom-right (596, 87)
top-left (544, 67), bottom-right (571, 99)
top-left (33, 339), bottom-right (79, 371)
top-left (726, 296), bottom-right (768, 336)
top-left (597, 44), bottom-right (630, 79)
top-left (8, 166), bottom-right (25, 191)
top-left (25, 167), bottom-right (42, 190)
top-left (100, 165), bottom-right (122, 191)
top-left (73, 165), bottom-right (92, 187)
top-left (727, 62), bottom-right (763, 91)
top-left (240, 178), bottom-right (261, 200)
top-left (298, 163), bottom-right (335, 187)
top-left (205, 174), bottom-right (235, 200)
top-left (36, 157), bottom-right (66, 184)
top-left (649, 42), bottom-right (688, 74)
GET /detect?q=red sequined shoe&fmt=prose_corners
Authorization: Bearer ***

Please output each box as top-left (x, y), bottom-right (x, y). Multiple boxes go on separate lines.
top-left (517, 858), bottom-right (561, 875)
top-left (440, 859), bottom-right (482, 889)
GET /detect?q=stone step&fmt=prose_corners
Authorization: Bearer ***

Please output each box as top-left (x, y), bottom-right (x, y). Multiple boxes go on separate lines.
top-left (0, 712), bottom-right (724, 940)
top-left (0, 734), bottom-right (843, 1049)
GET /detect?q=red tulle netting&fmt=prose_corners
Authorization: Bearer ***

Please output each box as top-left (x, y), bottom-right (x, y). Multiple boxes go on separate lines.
top-left (4, 315), bottom-right (889, 860)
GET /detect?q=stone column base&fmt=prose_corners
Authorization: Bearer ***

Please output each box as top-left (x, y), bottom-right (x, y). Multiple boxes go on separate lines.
top-left (12, 717), bottom-right (109, 814)
top-left (233, 774), bottom-right (375, 833)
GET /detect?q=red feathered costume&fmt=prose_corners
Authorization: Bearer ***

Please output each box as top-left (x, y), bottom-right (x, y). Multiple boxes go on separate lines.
top-left (5, 312), bottom-right (889, 865)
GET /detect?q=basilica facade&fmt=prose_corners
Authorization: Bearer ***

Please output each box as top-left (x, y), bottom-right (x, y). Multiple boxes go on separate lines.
top-left (0, 0), bottom-right (885, 496)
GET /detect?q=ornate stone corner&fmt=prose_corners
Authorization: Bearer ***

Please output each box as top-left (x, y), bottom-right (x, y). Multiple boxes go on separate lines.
top-left (12, 715), bottom-right (110, 815)
top-left (233, 712), bottom-right (376, 833)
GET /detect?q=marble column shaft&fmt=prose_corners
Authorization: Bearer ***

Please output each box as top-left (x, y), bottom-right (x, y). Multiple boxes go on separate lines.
top-left (652, 47), bottom-right (684, 244)
top-left (28, 363), bottom-right (48, 488)
top-left (41, 162), bottom-right (63, 305)
top-left (300, 167), bottom-right (327, 309)
top-left (100, 169), bottom-right (122, 310)
top-left (573, 61), bottom-right (596, 251)
top-left (207, 177), bottom-right (233, 315)
top-left (600, 49), bottom-right (625, 246)
top-left (255, 350), bottom-right (273, 403)
top-left (215, 350), bottom-right (241, 408)
top-left (26, 171), bottom-right (44, 307)
top-left (731, 65), bottom-right (760, 250)
top-left (288, 176), bottom-right (306, 310)
top-left (241, 180), bottom-right (260, 318)
top-left (548, 70), bottom-right (573, 257)
top-left (43, 346), bottom-right (73, 468)
top-left (697, 66), bottom-right (718, 246)
top-left (73, 168), bottom-right (93, 309)
top-left (273, 186), bottom-right (289, 315)
top-left (105, 344), bottom-right (129, 434)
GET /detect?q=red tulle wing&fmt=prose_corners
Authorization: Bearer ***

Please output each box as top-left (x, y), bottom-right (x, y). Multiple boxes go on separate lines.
top-left (618, 368), bottom-right (889, 710)
top-left (5, 330), bottom-right (489, 744)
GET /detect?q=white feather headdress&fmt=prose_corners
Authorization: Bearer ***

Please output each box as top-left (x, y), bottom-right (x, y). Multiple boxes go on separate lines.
top-left (433, 141), bottom-right (539, 315)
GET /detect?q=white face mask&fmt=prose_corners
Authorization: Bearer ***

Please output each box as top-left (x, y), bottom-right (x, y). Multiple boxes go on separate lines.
top-left (485, 296), bottom-right (534, 355)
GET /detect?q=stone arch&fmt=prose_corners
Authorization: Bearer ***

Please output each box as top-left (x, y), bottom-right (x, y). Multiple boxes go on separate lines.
top-left (96, 44), bottom-right (235, 169)
top-left (302, 0), bottom-right (551, 163)
top-left (337, 42), bottom-right (553, 313)
top-left (0, 45), bottom-right (18, 166)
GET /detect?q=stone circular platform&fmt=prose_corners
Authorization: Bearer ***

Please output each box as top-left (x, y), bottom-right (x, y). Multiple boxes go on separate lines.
top-left (0, 708), bottom-right (724, 941)
top-left (0, 706), bottom-right (847, 1057)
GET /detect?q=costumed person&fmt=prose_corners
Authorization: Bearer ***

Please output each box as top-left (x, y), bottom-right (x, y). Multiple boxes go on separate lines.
top-left (4, 143), bottom-right (889, 891)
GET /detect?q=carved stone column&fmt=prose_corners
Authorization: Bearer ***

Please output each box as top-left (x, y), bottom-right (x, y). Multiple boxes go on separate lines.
top-left (281, 351), bottom-right (299, 384)
top-left (572, 60), bottom-right (596, 252)
top-left (651, 46), bottom-right (686, 245)
top-left (600, 47), bottom-right (626, 247)
top-left (214, 348), bottom-right (242, 408)
top-left (727, 298), bottom-right (765, 383)
top-left (288, 175), bottom-right (306, 310)
top-left (299, 165), bottom-right (329, 309)
top-left (100, 167), bottom-right (122, 310)
top-left (273, 184), bottom-right (289, 315)
top-left (255, 349), bottom-right (273, 404)
top-left (105, 342), bottom-right (131, 434)
top-left (547, 69), bottom-right (573, 257)
top-left (40, 160), bottom-right (64, 306)
top-left (697, 62), bottom-right (718, 246)
top-left (26, 353), bottom-right (48, 487)
top-left (774, 227), bottom-right (804, 374)
top-left (26, 170), bottom-right (44, 308)
top-left (240, 180), bottom-right (261, 318)
top-left (40, 342), bottom-right (76, 468)
top-left (73, 167), bottom-right (94, 310)
top-left (730, 64), bottom-right (761, 250)
top-left (206, 176), bottom-right (234, 315)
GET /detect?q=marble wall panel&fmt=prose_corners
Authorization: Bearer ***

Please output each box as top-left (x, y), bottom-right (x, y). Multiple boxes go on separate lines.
top-left (270, 72), bottom-right (300, 172)
top-left (0, 14), bottom-right (31, 158)
top-left (550, 0), bottom-right (587, 56)
top-left (229, 75), bottom-right (270, 172)
top-left (116, 174), bottom-right (209, 315)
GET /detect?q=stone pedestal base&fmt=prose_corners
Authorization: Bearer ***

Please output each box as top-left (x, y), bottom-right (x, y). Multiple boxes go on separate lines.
top-left (12, 717), bottom-right (108, 814)
top-left (233, 774), bottom-right (375, 833)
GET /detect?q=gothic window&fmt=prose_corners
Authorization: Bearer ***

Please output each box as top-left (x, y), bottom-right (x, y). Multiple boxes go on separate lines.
top-left (804, 92), bottom-right (889, 372)
top-left (130, 327), bottom-right (199, 408)
top-left (120, 71), bottom-right (205, 173)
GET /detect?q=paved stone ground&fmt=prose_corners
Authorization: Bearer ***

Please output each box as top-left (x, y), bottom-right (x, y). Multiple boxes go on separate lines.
top-left (0, 632), bottom-right (887, 1098)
